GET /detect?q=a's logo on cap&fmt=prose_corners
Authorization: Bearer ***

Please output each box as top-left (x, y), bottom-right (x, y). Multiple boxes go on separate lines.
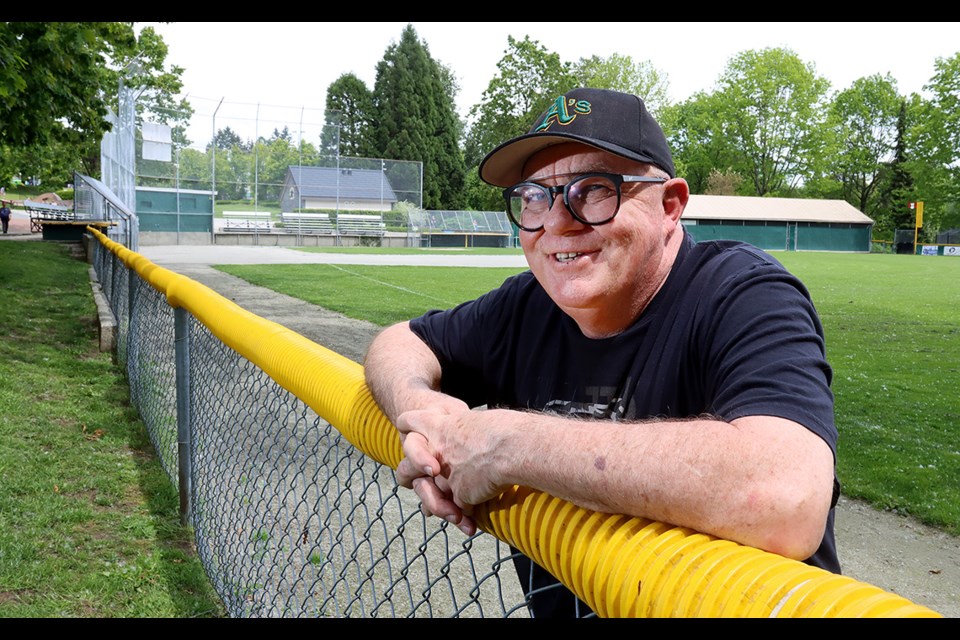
top-left (534, 96), bottom-right (592, 133)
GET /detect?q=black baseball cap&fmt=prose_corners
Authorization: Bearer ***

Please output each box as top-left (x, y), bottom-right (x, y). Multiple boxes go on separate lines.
top-left (478, 87), bottom-right (675, 188)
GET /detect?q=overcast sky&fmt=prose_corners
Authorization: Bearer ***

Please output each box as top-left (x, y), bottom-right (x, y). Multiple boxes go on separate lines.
top-left (139, 22), bottom-right (960, 150)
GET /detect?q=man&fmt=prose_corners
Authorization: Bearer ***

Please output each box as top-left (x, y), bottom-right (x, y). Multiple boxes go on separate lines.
top-left (0, 200), bottom-right (11, 234)
top-left (363, 87), bottom-right (840, 618)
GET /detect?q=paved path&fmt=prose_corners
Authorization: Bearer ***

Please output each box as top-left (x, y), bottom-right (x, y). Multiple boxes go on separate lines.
top-left (139, 243), bottom-right (530, 268)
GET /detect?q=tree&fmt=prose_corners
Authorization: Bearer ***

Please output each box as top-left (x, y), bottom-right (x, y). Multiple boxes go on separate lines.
top-left (663, 91), bottom-right (741, 195)
top-left (906, 52), bottom-right (960, 237)
top-left (462, 35), bottom-right (576, 209)
top-left (124, 24), bottom-right (193, 142)
top-left (212, 127), bottom-right (248, 152)
top-left (571, 53), bottom-right (670, 115)
top-left (0, 22), bottom-right (131, 149)
top-left (321, 74), bottom-right (375, 158)
top-left (258, 130), bottom-right (320, 203)
top-left (704, 168), bottom-right (744, 196)
top-left (827, 74), bottom-right (901, 215)
top-left (874, 100), bottom-right (916, 237)
top-left (0, 22), bottom-right (189, 186)
top-left (370, 24), bottom-right (465, 210)
top-left (712, 47), bottom-right (831, 196)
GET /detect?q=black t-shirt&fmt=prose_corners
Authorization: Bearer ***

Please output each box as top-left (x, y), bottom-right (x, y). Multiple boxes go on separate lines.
top-left (408, 232), bottom-right (840, 617)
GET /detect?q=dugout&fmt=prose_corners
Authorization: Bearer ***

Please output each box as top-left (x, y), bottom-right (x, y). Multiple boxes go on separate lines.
top-left (425, 231), bottom-right (512, 248)
top-left (681, 195), bottom-right (874, 252)
top-left (412, 209), bottom-right (515, 248)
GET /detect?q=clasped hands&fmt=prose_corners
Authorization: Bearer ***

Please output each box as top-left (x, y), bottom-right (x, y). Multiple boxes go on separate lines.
top-left (394, 401), bottom-right (504, 537)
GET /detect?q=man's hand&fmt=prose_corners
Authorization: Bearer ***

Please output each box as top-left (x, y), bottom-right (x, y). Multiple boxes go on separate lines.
top-left (395, 408), bottom-right (509, 537)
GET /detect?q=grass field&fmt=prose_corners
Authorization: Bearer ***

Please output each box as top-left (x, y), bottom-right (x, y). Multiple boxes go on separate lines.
top-left (0, 241), bottom-right (225, 617)
top-left (218, 248), bottom-right (960, 536)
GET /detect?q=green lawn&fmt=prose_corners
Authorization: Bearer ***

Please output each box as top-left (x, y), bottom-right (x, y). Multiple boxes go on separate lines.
top-left (0, 241), bottom-right (225, 618)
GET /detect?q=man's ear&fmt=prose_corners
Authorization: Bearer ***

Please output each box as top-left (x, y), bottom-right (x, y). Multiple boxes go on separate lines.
top-left (662, 178), bottom-right (690, 224)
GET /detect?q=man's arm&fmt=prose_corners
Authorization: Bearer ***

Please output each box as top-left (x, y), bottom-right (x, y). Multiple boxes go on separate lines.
top-left (396, 407), bottom-right (836, 561)
top-left (365, 321), bottom-right (835, 560)
top-left (363, 320), bottom-right (468, 423)
top-left (364, 321), bottom-right (478, 534)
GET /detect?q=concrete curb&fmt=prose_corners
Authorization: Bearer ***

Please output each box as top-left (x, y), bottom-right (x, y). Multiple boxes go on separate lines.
top-left (88, 265), bottom-right (117, 353)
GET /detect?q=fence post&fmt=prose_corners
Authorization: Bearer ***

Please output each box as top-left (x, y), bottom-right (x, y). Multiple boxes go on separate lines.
top-left (174, 308), bottom-right (193, 526)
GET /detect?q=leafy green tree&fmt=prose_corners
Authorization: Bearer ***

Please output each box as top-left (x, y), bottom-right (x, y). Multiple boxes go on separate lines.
top-left (124, 24), bottom-right (193, 142)
top-left (463, 35), bottom-right (576, 209)
top-left (712, 47), bottom-right (831, 196)
top-left (662, 92), bottom-right (741, 195)
top-left (922, 52), bottom-right (960, 168)
top-left (0, 22), bottom-right (132, 149)
top-left (0, 22), bottom-right (188, 186)
top-left (321, 74), bottom-right (375, 158)
top-left (176, 147), bottom-right (212, 193)
top-left (370, 24), bottom-right (465, 210)
top-left (463, 35), bottom-right (576, 170)
top-left (254, 131), bottom-right (319, 203)
top-left (571, 53), bottom-right (670, 115)
top-left (906, 52), bottom-right (960, 238)
top-left (827, 74), bottom-right (901, 216)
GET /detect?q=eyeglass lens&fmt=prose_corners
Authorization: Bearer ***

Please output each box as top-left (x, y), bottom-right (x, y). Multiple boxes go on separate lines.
top-left (507, 174), bottom-right (621, 230)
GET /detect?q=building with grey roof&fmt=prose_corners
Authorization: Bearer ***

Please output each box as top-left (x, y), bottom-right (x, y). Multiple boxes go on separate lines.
top-left (280, 166), bottom-right (398, 213)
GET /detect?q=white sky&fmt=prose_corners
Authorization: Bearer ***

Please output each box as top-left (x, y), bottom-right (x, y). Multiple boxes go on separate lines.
top-left (139, 21), bottom-right (960, 150)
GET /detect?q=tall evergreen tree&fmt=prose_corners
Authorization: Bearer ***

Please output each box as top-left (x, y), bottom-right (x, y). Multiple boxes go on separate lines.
top-left (321, 74), bottom-right (375, 159)
top-left (875, 100), bottom-right (916, 235)
top-left (370, 24), bottom-right (465, 210)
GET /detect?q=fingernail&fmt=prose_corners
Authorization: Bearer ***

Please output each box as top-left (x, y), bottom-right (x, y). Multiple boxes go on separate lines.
top-left (445, 515), bottom-right (459, 524)
top-left (459, 523), bottom-right (473, 535)
top-left (423, 466), bottom-right (433, 477)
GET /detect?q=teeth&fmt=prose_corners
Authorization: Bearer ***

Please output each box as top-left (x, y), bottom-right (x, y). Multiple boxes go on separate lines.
top-left (555, 252), bottom-right (581, 262)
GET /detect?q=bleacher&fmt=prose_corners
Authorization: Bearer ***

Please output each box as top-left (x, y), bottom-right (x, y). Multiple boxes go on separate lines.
top-left (222, 211), bottom-right (272, 232)
top-left (280, 212), bottom-right (335, 234)
top-left (336, 213), bottom-right (385, 236)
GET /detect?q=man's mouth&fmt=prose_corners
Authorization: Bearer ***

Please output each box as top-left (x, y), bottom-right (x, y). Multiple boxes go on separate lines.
top-left (554, 252), bottom-right (584, 263)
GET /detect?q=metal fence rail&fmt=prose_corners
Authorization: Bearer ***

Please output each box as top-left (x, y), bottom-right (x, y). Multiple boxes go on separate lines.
top-left (87, 227), bottom-right (943, 618)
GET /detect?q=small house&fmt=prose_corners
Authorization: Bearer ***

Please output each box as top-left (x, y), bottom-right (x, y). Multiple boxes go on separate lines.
top-left (280, 166), bottom-right (398, 213)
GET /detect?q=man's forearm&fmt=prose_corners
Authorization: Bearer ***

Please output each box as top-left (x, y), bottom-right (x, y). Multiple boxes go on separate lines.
top-left (403, 407), bottom-right (835, 560)
top-left (363, 321), bottom-right (457, 423)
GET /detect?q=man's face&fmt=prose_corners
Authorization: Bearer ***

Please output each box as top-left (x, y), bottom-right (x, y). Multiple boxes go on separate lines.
top-left (517, 142), bottom-right (683, 336)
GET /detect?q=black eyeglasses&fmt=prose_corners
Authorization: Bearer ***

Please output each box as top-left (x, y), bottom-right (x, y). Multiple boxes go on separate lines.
top-left (503, 172), bottom-right (667, 232)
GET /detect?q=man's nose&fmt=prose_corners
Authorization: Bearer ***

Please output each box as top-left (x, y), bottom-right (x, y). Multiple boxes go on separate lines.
top-left (541, 194), bottom-right (585, 233)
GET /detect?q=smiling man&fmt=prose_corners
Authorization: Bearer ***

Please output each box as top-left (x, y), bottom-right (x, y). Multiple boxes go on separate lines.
top-left (363, 87), bottom-right (840, 618)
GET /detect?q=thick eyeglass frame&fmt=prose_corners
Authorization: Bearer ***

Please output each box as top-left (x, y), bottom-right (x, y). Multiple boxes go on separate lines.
top-left (503, 172), bottom-right (668, 232)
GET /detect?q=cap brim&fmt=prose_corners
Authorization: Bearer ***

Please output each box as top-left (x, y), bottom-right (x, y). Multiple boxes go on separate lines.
top-left (478, 132), bottom-right (661, 188)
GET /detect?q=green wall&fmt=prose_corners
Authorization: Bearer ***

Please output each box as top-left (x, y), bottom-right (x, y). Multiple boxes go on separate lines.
top-left (136, 188), bottom-right (214, 233)
top-left (683, 220), bottom-right (871, 252)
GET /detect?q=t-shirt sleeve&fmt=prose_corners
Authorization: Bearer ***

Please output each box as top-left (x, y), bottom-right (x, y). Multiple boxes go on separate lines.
top-left (697, 257), bottom-right (836, 454)
top-left (408, 272), bottom-right (533, 408)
